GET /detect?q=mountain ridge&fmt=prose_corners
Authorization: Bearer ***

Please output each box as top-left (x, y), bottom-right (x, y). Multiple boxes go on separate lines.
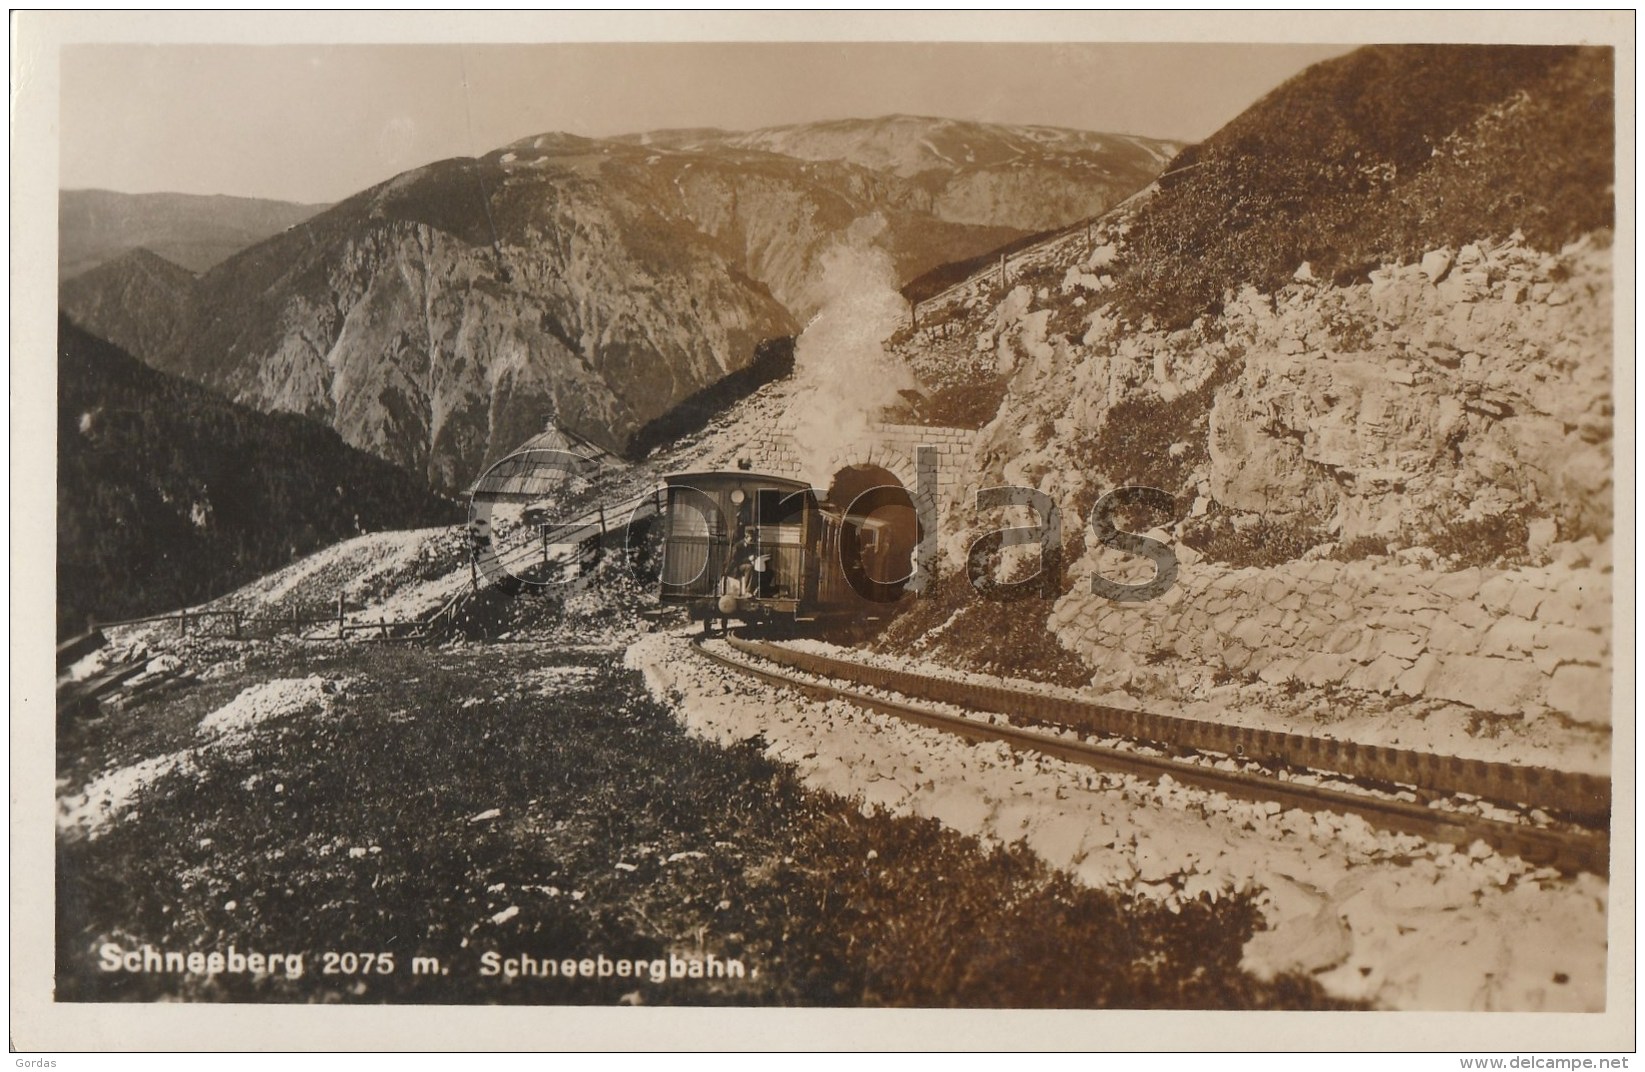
top-left (620, 115), bottom-right (1186, 233)
top-left (61, 115), bottom-right (1175, 493)
top-left (59, 189), bottom-right (329, 281)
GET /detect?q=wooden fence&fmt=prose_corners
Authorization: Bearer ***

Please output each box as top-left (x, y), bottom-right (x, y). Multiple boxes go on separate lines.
top-left (94, 600), bottom-right (424, 642)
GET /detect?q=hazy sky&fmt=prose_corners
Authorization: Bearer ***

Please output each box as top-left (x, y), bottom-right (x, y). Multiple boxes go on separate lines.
top-left (60, 42), bottom-right (1354, 204)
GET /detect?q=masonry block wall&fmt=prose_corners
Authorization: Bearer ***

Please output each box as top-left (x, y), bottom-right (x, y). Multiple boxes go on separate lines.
top-left (1050, 550), bottom-right (1613, 726)
top-left (741, 422), bottom-right (977, 502)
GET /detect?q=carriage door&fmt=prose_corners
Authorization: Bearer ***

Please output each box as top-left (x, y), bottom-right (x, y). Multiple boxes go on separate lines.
top-left (661, 483), bottom-right (725, 597)
top-left (756, 487), bottom-right (808, 600)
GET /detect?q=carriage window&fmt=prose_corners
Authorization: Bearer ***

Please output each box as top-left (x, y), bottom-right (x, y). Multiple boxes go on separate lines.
top-left (668, 487), bottom-right (723, 539)
top-left (757, 488), bottom-right (807, 542)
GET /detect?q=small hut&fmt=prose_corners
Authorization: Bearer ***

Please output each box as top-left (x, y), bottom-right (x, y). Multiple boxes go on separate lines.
top-left (467, 425), bottom-right (618, 506)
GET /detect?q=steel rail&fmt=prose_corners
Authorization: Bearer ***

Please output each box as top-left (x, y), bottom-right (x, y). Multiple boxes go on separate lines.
top-left (731, 637), bottom-right (1612, 824)
top-left (692, 636), bottom-right (1609, 876)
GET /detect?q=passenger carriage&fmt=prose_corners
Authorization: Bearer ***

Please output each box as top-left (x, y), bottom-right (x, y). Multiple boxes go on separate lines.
top-left (658, 470), bottom-right (914, 631)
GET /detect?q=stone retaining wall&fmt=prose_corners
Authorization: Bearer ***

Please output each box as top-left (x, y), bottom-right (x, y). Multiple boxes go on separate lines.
top-left (1050, 545), bottom-right (1613, 726)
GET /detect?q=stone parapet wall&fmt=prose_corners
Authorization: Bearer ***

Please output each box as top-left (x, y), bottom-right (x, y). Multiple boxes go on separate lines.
top-left (741, 422), bottom-right (978, 497)
top-left (1050, 545), bottom-right (1613, 726)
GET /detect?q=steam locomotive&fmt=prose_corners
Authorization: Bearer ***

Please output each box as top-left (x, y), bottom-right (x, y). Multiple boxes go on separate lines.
top-left (657, 469), bottom-right (919, 631)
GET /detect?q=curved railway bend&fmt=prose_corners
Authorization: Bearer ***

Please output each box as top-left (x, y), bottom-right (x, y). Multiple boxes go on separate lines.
top-left (692, 632), bottom-right (1610, 876)
top-left (632, 626), bottom-right (1610, 1007)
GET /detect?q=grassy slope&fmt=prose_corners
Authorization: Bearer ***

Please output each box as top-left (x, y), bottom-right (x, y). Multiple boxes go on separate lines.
top-left (1113, 45), bottom-right (1613, 328)
top-left (57, 318), bottom-right (462, 636)
top-left (57, 640), bottom-right (1351, 1008)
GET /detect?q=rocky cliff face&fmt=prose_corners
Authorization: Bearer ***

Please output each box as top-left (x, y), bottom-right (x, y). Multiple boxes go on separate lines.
top-left (894, 44), bottom-right (1613, 733)
top-left (1205, 237), bottom-right (1612, 547)
top-left (955, 228), bottom-right (1611, 567)
top-left (63, 120), bottom-right (1174, 493)
top-left (62, 150), bottom-right (804, 492)
top-left (912, 45), bottom-right (1614, 561)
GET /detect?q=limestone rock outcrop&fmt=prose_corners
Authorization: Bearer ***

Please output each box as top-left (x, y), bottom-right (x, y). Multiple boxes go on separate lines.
top-left (1206, 236), bottom-right (1612, 545)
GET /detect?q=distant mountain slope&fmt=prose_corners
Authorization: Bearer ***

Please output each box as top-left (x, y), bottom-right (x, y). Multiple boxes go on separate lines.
top-left (62, 148), bottom-right (803, 491)
top-left (59, 189), bottom-right (328, 280)
top-left (1110, 45), bottom-right (1613, 328)
top-left (58, 248), bottom-right (196, 362)
top-left (631, 115), bottom-right (1185, 233)
top-left (57, 317), bottom-right (460, 638)
top-left (488, 130), bottom-right (1026, 317)
top-left (61, 119), bottom-right (1176, 493)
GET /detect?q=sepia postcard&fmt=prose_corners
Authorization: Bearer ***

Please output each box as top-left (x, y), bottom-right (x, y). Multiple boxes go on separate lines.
top-left (11, 10), bottom-right (1635, 1053)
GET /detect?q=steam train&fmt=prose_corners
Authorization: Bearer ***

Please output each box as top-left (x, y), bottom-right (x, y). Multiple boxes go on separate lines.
top-left (657, 469), bottom-right (919, 631)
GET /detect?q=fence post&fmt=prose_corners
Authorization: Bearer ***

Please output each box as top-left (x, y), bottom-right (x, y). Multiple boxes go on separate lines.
top-left (596, 505), bottom-right (610, 580)
top-left (999, 253), bottom-right (1006, 289)
top-left (180, 610), bottom-right (189, 637)
top-left (337, 593), bottom-right (345, 640)
top-left (233, 611), bottom-right (242, 640)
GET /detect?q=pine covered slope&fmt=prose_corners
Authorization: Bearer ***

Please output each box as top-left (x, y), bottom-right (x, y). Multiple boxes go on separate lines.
top-left (57, 317), bottom-right (460, 637)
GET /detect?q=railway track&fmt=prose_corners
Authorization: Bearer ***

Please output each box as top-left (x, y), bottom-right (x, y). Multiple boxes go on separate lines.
top-left (690, 634), bottom-right (1611, 877)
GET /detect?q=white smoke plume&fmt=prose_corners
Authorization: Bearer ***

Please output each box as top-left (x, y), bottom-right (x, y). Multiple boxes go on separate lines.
top-left (784, 215), bottom-right (916, 491)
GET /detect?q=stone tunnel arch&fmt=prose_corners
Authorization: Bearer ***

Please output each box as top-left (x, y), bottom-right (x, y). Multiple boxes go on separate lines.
top-left (823, 462), bottom-right (922, 597)
top-left (742, 422), bottom-right (974, 508)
